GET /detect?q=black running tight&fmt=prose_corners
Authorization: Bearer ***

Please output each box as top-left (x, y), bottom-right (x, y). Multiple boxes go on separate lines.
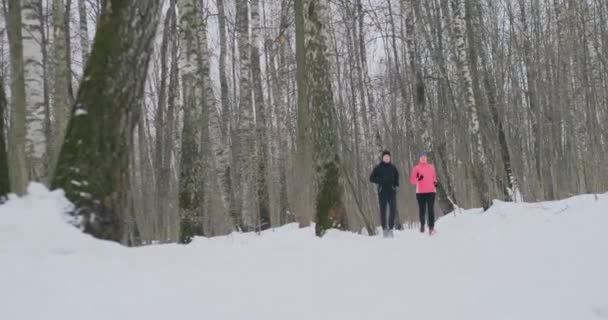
top-left (416, 192), bottom-right (436, 229)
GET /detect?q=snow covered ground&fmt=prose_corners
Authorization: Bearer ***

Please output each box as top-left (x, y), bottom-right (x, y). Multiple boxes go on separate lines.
top-left (1, 184), bottom-right (608, 320)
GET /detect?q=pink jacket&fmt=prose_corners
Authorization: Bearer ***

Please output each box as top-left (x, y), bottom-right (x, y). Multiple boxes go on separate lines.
top-left (410, 162), bottom-right (437, 194)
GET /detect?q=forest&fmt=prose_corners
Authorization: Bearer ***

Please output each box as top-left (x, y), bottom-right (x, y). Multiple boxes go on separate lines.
top-left (0, 0), bottom-right (606, 244)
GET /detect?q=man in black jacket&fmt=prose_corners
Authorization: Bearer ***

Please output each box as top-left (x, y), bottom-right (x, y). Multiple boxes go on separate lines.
top-left (370, 150), bottom-right (400, 237)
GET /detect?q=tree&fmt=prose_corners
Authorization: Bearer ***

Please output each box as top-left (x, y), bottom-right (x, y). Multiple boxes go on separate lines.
top-left (22, 0), bottom-right (48, 182)
top-left (294, 0), bottom-right (313, 227)
top-left (0, 77), bottom-right (9, 197)
top-left (177, 0), bottom-right (205, 242)
top-left (78, 0), bottom-right (90, 63)
top-left (298, 0), bottom-right (346, 236)
top-left (251, 0), bottom-right (271, 230)
top-left (236, 0), bottom-right (257, 231)
top-left (52, 0), bottom-right (162, 241)
top-left (216, 0), bottom-right (230, 138)
top-left (451, 0), bottom-right (490, 209)
top-left (51, 0), bottom-right (72, 175)
top-left (6, 0), bottom-right (28, 194)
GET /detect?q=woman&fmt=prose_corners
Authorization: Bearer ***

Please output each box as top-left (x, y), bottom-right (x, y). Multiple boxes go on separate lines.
top-left (409, 152), bottom-right (437, 235)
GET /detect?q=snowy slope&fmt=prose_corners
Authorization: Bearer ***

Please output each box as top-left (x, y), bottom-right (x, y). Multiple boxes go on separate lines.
top-left (1, 184), bottom-right (608, 320)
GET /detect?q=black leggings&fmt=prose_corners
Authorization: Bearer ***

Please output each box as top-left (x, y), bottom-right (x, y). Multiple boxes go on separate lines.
top-left (378, 190), bottom-right (397, 230)
top-left (416, 193), bottom-right (436, 229)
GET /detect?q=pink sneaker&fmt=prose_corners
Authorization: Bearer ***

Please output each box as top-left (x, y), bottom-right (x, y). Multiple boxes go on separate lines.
top-left (429, 228), bottom-right (436, 236)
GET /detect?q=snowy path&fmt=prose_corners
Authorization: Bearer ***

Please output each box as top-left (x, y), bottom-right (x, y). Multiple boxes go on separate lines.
top-left (1, 185), bottom-right (608, 320)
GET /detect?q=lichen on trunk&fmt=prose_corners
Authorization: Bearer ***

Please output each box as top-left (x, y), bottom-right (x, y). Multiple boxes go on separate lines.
top-left (300, 0), bottom-right (346, 237)
top-left (52, 0), bottom-right (162, 242)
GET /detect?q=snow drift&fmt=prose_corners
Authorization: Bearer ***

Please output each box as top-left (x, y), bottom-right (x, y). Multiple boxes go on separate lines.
top-left (1, 184), bottom-right (607, 320)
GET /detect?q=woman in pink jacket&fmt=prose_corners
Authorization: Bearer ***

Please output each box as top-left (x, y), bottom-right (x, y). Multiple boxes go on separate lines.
top-left (410, 152), bottom-right (438, 235)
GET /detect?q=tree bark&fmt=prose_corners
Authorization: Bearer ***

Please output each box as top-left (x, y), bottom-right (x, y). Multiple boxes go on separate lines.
top-left (22, 0), bottom-right (48, 182)
top-left (7, 0), bottom-right (28, 194)
top-left (50, 0), bottom-right (72, 176)
top-left (236, 0), bottom-right (257, 231)
top-left (300, 0), bottom-right (346, 236)
top-left (251, 0), bottom-right (271, 231)
top-left (216, 0), bottom-right (231, 139)
top-left (0, 77), bottom-right (9, 196)
top-left (52, 0), bottom-right (162, 241)
top-left (294, 0), bottom-right (314, 226)
top-left (78, 0), bottom-right (90, 63)
top-left (177, 0), bottom-right (205, 242)
top-left (451, 0), bottom-right (490, 209)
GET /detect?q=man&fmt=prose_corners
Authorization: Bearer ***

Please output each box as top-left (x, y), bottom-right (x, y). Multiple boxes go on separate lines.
top-left (410, 152), bottom-right (438, 235)
top-left (370, 150), bottom-right (399, 238)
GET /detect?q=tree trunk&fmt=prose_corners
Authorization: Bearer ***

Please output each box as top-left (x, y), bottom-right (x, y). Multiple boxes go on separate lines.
top-left (22, 0), bottom-right (48, 182)
top-left (51, 0), bottom-right (72, 176)
top-left (163, 1), bottom-right (179, 240)
top-left (155, 0), bottom-right (174, 233)
top-left (251, 0), bottom-right (271, 231)
top-left (216, 0), bottom-right (231, 139)
top-left (294, 0), bottom-right (314, 226)
top-left (0, 77), bottom-right (9, 197)
top-left (275, 0), bottom-right (292, 225)
top-left (357, 0), bottom-right (381, 151)
top-left (7, 0), bottom-right (28, 194)
top-left (519, 0), bottom-right (544, 200)
top-left (236, 0), bottom-right (257, 231)
top-left (78, 0), bottom-right (90, 63)
top-left (177, 0), bottom-right (205, 242)
top-left (474, 0), bottom-right (520, 202)
top-left (300, 0), bottom-right (345, 236)
top-left (451, 0), bottom-right (490, 209)
top-left (52, 0), bottom-right (162, 242)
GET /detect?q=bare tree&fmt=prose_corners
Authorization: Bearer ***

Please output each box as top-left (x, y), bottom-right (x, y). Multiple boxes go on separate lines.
top-left (298, 0), bottom-right (346, 236)
top-left (235, 0), bottom-right (257, 231)
top-left (22, 0), bottom-right (47, 182)
top-left (6, 0), bottom-right (28, 194)
top-left (52, 0), bottom-right (162, 241)
top-left (50, 0), bottom-right (72, 175)
top-left (78, 0), bottom-right (89, 63)
top-left (251, 0), bottom-right (271, 230)
top-left (177, 0), bottom-right (205, 242)
top-left (451, 0), bottom-right (490, 209)
top-left (0, 76), bottom-right (8, 196)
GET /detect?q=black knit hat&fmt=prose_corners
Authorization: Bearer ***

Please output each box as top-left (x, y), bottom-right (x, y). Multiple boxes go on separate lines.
top-left (381, 150), bottom-right (391, 157)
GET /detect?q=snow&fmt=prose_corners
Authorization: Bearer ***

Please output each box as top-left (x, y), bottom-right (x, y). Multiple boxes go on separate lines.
top-left (1, 184), bottom-right (608, 320)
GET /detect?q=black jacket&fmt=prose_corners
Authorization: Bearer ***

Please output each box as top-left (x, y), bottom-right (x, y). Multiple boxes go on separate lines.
top-left (370, 162), bottom-right (400, 191)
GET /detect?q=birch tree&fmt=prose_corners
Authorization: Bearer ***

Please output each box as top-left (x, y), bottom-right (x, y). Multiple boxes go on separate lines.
top-left (0, 77), bottom-right (9, 196)
top-left (52, 0), bottom-right (162, 241)
top-left (178, 0), bottom-right (204, 242)
top-left (298, 0), bottom-right (346, 236)
top-left (216, 0), bottom-right (230, 138)
top-left (200, 1), bottom-right (231, 230)
top-left (451, 0), bottom-right (490, 209)
top-left (22, 0), bottom-right (47, 182)
top-left (51, 0), bottom-right (72, 173)
top-left (236, 0), bottom-right (257, 231)
top-left (78, 0), bottom-right (89, 63)
top-left (7, 0), bottom-right (28, 194)
top-left (251, 0), bottom-right (271, 230)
